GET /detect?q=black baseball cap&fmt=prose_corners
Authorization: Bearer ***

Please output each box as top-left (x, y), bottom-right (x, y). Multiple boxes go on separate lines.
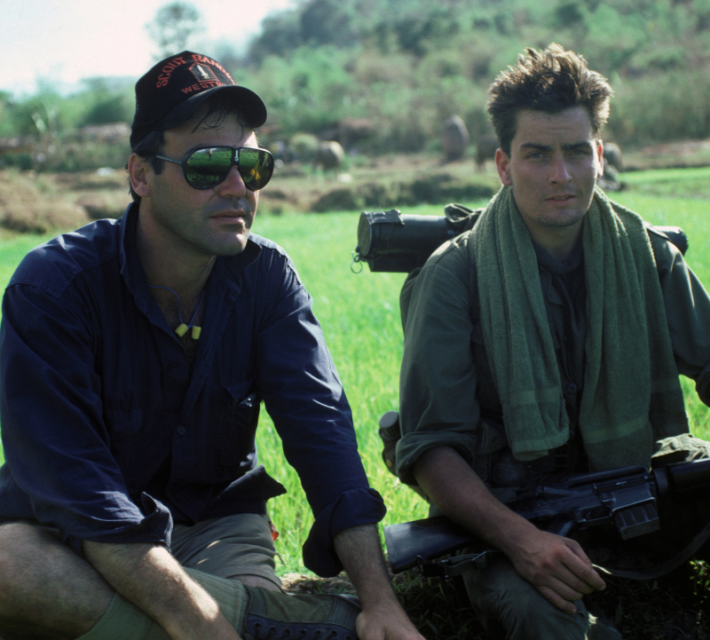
top-left (130, 51), bottom-right (267, 149)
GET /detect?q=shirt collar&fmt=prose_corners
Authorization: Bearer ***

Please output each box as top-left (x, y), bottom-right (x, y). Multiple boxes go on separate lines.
top-left (534, 236), bottom-right (584, 276)
top-left (118, 202), bottom-right (153, 315)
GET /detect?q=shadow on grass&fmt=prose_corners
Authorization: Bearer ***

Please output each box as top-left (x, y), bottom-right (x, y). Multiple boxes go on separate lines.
top-left (281, 560), bottom-right (710, 639)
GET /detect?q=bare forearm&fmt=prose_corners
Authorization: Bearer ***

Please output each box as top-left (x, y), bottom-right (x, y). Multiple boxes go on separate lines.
top-left (83, 540), bottom-right (239, 640)
top-left (414, 446), bottom-right (606, 613)
top-left (333, 525), bottom-right (395, 608)
top-left (334, 525), bottom-right (424, 640)
top-left (413, 446), bottom-right (536, 554)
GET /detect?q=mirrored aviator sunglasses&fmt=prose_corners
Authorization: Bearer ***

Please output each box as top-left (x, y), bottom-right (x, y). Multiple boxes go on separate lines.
top-left (155, 146), bottom-right (275, 191)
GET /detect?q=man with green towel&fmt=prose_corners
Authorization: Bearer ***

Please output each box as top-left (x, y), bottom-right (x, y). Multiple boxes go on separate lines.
top-left (396, 43), bottom-right (710, 638)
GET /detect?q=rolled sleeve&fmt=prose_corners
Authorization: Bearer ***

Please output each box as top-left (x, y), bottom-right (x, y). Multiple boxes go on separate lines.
top-left (398, 239), bottom-right (480, 484)
top-left (302, 487), bottom-right (386, 577)
top-left (251, 250), bottom-right (385, 573)
top-left (66, 493), bottom-right (173, 555)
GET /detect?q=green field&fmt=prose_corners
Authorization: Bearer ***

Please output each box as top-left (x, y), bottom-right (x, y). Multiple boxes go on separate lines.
top-left (2, 185), bottom-right (708, 573)
top-left (249, 190), bottom-right (710, 574)
top-left (0, 179), bottom-right (710, 636)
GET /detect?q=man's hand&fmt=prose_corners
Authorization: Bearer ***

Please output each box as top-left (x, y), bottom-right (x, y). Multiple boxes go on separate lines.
top-left (505, 527), bottom-right (606, 614)
top-left (413, 446), bottom-right (606, 615)
top-left (355, 599), bottom-right (424, 640)
top-left (334, 525), bottom-right (425, 640)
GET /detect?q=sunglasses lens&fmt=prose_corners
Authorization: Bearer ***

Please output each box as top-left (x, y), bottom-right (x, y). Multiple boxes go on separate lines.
top-left (184, 147), bottom-right (233, 189)
top-left (182, 147), bottom-right (275, 190)
top-left (237, 148), bottom-right (274, 191)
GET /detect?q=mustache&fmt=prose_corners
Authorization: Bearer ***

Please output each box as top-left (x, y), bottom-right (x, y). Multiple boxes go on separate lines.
top-left (208, 198), bottom-right (255, 217)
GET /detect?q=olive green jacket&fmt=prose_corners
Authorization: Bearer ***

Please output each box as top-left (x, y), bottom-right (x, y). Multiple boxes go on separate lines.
top-left (397, 221), bottom-right (710, 492)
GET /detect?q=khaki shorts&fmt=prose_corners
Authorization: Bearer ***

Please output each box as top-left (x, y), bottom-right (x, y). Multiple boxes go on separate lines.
top-left (171, 513), bottom-right (281, 589)
top-left (3, 512), bottom-right (282, 590)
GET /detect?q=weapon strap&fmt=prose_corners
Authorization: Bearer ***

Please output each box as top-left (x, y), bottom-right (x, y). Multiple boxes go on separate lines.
top-left (595, 515), bottom-right (710, 581)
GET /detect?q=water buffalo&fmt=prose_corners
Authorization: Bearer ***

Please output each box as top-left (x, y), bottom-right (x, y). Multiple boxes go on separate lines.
top-left (442, 115), bottom-right (470, 162)
top-left (603, 142), bottom-right (623, 171)
top-left (475, 134), bottom-right (499, 171)
top-left (313, 140), bottom-right (345, 171)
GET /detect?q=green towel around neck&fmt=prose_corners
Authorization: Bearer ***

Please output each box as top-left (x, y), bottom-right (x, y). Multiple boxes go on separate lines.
top-left (471, 185), bottom-right (688, 471)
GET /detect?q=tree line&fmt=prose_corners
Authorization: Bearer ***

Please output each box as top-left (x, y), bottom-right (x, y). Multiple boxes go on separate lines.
top-left (1, 0), bottom-right (709, 168)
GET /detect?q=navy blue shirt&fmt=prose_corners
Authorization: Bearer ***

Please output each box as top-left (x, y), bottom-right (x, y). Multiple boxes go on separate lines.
top-left (0, 204), bottom-right (385, 576)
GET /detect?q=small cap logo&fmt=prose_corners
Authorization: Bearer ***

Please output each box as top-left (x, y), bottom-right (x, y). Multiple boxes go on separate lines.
top-left (190, 63), bottom-right (218, 83)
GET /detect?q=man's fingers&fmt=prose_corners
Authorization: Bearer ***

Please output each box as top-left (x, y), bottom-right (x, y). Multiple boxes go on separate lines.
top-left (561, 548), bottom-right (607, 592)
top-left (528, 545), bottom-right (605, 603)
top-left (574, 564), bottom-right (606, 591)
top-left (537, 585), bottom-right (579, 615)
top-left (355, 608), bottom-right (426, 640)
top-left (511, 531), bottom-right (606, 609)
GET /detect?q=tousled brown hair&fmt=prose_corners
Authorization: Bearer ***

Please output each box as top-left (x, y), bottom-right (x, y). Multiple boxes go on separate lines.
top-left (487, 44), bottom-right (613, 156)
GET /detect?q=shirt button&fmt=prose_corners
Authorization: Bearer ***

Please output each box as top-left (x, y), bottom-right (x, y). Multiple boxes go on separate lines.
top-left (177, 426), bottom-right (186, 436)
top-left (567, 383), bottom-right (577, 394)
top-left (167, 361), bottom-right (180, 371)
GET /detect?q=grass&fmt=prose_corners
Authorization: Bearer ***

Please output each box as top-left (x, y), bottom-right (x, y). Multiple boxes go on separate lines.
top-left (245, 202), bottom-right (462, 570)
top-left (619, 166), bottom-right (710, 207)
top-left (247, 192), bottom-right (710, 638)
top-left (1, 175), bottom-right (710, 636)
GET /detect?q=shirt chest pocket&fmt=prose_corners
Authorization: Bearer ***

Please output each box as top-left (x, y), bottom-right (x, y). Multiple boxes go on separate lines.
top-left (106, 408), bottom-right (144, 435)
top-left (218, 383), bottom-right (261, 470)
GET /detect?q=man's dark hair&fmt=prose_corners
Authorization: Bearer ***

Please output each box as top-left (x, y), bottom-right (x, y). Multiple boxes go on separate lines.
top-left (487, 43), bottom-right (613, 156)
top-left (129, 93), bottom-right (251, 202)
top-left (129, 130), bottom-right (166, 202)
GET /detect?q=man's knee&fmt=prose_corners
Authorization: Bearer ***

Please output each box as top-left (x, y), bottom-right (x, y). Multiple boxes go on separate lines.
top-left (497, 590), bottom-right (590, 640)
top-left (463, 554), bottom-right (591, 640)
top-left (0, 523), bottom-right (53, 592)
top-left (172, 514), bottom-right (281, 589)
top-left (0, 521), bottom-right (112, 635)
top-left (235, 575), bottom-right (282, 592)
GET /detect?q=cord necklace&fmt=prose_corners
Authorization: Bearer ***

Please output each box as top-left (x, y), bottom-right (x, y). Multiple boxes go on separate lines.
top-left (148, 285), bottom-right (206, 340)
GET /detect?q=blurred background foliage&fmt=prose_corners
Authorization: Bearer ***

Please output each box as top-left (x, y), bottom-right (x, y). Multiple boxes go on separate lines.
top-left (1, 0), bottom-right (710, 170)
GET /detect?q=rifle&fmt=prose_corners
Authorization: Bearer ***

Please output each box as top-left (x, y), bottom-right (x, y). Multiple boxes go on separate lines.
top-left (384, 458), bottom-right (710, 578)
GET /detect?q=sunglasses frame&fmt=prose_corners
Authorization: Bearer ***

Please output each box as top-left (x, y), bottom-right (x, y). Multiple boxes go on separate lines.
top-left (153, 146), bottom-right (274, 191)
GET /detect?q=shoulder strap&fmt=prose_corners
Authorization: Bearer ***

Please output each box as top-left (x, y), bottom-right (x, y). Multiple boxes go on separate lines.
top-left (645, 223), bottom-right (688, 257)
top-left (400, 204), bottom-right (484, 330)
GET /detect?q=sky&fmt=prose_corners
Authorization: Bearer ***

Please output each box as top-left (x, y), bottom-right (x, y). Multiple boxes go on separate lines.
top-left (0, 0), bottom-right (298, 97)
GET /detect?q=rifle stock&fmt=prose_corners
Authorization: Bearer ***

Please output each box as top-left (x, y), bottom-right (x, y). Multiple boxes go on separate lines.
top-left (385, 458), bottom-right (710, 574)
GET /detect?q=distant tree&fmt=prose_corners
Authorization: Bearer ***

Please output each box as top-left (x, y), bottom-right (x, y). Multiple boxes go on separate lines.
top-left (248, 10), bottom-right (303, 63)
top-left (146, 2), bottom-right (205, 58)
top-left (0, 93), bottom-right (15, 138)
top-left (300, 0), bottom-right (354, 46)
top-left (76, 78), bottom-right (134, 126)
top-left (83, 95), bottom-right (133, 126)
top-left (9, 93), bottom-right (60, 137)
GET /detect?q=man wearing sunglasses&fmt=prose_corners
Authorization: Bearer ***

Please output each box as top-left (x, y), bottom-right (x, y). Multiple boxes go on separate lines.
top-left (0, 52), bottom-right (422, 640)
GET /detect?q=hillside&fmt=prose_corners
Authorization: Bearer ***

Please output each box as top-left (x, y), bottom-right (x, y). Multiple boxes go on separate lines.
top-left (1, 0), bottom-right (709, 174)
top-left (236, 0), bottom-right (710, 153)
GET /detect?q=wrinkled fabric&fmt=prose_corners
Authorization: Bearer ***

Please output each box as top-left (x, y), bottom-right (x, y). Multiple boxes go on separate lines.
top-left (0, 204), bottom-right (385, 575)
top-left (398, 216), bottom-right (710, 486)
top-left (472, 186), bottom-right (686, 469)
